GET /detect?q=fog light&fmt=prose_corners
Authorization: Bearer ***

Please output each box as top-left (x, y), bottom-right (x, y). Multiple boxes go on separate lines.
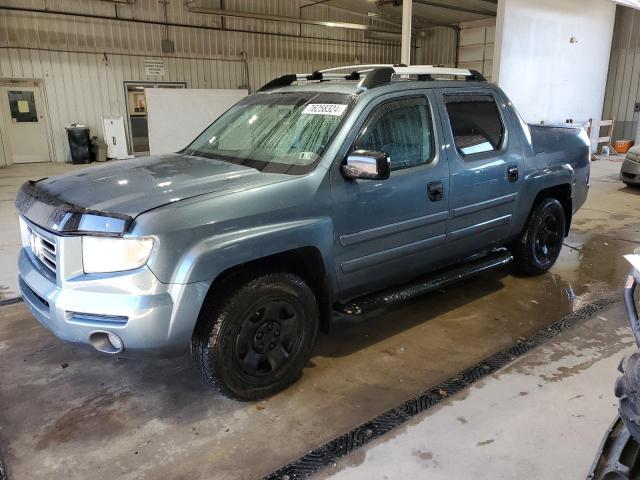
top-left (107, 332), bottom-right (123, 351)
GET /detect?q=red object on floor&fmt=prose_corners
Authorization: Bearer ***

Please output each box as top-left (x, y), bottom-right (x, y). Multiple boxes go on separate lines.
top-left (614, 140), bottom-right (634, 154)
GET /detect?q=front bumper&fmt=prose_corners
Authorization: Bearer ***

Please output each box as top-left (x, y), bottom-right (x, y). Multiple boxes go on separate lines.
top-left (18, 245), bottom-right (208, 355)
top-left (621, 158), bottom-right (640, 185)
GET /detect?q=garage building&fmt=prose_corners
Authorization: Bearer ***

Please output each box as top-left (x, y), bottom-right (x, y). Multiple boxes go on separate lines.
top-left (0, 1), bottom-right (640, 479)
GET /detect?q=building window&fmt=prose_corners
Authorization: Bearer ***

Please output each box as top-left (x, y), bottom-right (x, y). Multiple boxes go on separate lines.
top-left (8, 90), bottom-right (38, 123)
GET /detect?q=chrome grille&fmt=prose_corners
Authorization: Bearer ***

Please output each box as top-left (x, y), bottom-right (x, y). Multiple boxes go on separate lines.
top-left (28, 226), bottom-right (57, 275)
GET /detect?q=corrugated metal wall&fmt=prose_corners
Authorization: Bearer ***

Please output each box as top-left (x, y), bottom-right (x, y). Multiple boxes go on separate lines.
top-left (0, 0), bottom-right (400, 163)
top-left (603, 5), bottom-right (640, 141)
top-left (418, 27), bottom-right (457, 67)
top-left (417, 21), bottom-right (494, 79)
top-left (457, 18), bottom-right (495, 82)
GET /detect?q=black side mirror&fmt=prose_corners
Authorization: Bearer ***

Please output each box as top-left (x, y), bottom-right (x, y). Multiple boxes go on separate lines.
top-left (341, 150), bottom-right (390, 180)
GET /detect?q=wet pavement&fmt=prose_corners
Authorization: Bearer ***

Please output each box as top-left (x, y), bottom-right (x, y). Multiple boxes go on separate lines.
top-left (320, 301), bottom-right (636, 480)
top-left (0, 159), bottom-right (638, 479)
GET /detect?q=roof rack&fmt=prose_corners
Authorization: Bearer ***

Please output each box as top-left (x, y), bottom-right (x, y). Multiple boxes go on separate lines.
top-left (257, 64), bottom-right (486, 93)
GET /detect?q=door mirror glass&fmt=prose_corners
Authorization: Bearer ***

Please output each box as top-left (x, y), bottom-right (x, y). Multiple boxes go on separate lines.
top-left (341, 150), bottom-right (390, 180)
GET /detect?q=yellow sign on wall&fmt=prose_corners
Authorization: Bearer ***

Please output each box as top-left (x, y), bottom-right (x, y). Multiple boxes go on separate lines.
top-left (17, 100), bottom-right (29, 113)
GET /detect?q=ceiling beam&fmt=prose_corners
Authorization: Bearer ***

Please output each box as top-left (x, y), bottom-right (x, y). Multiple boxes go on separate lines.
top-left (299, 0), bottom-right (406, 28)
top-left (376, 0), bottom-right (496, 16)
top-left (413, 0), bottom-right (496, 16)
top-left (299, 0), bottom-right (333, 9)
top-left (185, 3), bottom-right (403, 34)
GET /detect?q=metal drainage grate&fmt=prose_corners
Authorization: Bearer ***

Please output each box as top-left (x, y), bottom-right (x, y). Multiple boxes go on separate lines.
top-left (0, 297), bottom-right (22, 308)
top-left (264, 298), bottom-right (616, 480)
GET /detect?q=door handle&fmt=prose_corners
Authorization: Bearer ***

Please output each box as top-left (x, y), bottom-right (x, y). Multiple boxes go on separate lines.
top-left (507, 166), bottom-right (519, 182)
top-left (427, 181), bottom-right (444, 202)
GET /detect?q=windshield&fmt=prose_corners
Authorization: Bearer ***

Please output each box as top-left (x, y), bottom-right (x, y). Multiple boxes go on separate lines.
top-left (183, 92), bottom-right (355, 175)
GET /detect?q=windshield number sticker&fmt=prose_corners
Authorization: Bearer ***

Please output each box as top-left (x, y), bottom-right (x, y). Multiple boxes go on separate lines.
top-left (302, 104), bottom-right (348, 116)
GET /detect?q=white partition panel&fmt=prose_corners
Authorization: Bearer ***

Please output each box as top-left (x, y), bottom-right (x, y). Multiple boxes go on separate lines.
top-left (146, 88), bottom-right (247, 155)
top-left (493, 0), bottom-right (616, 128)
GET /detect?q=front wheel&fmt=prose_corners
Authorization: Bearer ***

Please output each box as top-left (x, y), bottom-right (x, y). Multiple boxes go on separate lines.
top-left (191, 272), bottom-right (319, 400)
top-left (511, 197), bottom-right (566, 275)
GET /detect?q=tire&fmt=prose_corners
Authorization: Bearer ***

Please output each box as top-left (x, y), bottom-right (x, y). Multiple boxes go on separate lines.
top-left (191, 272), bottom-right (319, 400)
top-left (616, 352), bottom-right (640, 442)
top-left (511, 197), bottom-right (566, 275)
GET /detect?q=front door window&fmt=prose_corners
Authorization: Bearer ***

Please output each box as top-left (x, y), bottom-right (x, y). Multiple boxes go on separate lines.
top-left (8, 91), bottom-right (38, 123)
top-left (354, 97), bottom-right (435, 171)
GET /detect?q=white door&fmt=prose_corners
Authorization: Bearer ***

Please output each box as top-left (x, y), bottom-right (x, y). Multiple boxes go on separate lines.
top-left (0, 83), bottom-right (51, 163)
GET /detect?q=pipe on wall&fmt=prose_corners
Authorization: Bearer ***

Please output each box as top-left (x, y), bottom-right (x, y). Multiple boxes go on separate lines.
top-left (0, 6), bottom-right (401, 47)
top-left (183, 0), bottom-right (402, 34)
top-left (95, 0), bottom-right (137, 4)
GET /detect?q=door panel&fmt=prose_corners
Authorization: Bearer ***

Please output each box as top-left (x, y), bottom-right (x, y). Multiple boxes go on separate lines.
top-left (0, 84), bottom-right (51, 164)
top-left (125, 81), bottom-right (186, 156)
top-left (331, 92), bottom-right (449, 300)
top-left (435, 89), bottom-right (524, 260)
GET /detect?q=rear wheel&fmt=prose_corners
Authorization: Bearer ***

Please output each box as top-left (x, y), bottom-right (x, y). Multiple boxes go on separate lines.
top-left (191, 272), bottom-right (319, 400)
top-left (511, 197), bottom-right (566, 275)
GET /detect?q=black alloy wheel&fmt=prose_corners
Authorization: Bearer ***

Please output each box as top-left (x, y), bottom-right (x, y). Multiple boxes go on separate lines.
top-left (234, 299), bottom-right (304, 378)
top-left (192, 272), bottom-right (319, 400)
top-left (512, 197), bottom-right (566, 275)
top-left (533, 212), bottom-right (563, 267)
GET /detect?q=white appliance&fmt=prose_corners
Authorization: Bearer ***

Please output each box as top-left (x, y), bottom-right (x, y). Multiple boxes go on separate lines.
top-left (102, 115), bottom-right (129, 159)
top-left (145, 88), bottom-right (248, 155)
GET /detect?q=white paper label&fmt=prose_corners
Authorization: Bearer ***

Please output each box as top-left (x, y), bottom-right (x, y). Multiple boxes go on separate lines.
top-left (302, 104), bottom-right (347, 116)
top-left (624, 254), bottom-right (640, 272)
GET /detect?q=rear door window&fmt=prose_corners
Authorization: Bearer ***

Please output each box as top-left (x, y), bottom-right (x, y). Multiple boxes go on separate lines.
top-left (444, 94), bottom-right (504, 156)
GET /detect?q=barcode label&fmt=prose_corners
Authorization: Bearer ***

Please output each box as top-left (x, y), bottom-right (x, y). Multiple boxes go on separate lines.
top-left (302, 104), bottom-right (348, 116)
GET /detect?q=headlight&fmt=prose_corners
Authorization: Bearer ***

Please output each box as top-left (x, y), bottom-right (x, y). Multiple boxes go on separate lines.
top-left (82, 236), bottom-right (154, 273)
top-left (628, 152), bottom-right (640, 163)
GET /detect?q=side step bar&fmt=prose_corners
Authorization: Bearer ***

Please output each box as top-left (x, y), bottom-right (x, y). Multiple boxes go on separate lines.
top-left (337, 250), bottom-right (514, 315)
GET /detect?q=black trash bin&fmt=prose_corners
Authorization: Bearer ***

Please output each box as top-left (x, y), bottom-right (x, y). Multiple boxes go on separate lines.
top-left (66, 126), bottom-right (91, 164)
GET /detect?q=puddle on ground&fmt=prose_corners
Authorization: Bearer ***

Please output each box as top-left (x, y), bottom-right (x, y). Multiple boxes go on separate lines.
top-left (320, 217), bottom-right (639, 365)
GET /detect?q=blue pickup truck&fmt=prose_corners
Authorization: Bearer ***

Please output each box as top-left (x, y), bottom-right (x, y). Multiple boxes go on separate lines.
top-left (15, 65), bottom-right (590, 399)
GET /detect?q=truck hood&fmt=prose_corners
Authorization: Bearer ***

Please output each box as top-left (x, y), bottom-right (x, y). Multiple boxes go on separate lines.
top-left (16, 154), bottom-right (290, 235)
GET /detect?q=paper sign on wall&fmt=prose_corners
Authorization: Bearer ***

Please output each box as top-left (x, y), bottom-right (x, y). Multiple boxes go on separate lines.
top-left (302, 104), bottom-right (348, 116)
top-left (144, 59), bottom-right (165, 76)
top-left (17, 100), bottom-right (29, 113)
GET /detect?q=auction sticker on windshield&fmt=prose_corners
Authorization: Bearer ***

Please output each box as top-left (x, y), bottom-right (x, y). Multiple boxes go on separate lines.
top-left (302, 104), bottom-right (348, 116)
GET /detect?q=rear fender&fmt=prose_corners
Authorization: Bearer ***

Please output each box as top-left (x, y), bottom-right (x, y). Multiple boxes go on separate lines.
top-left (513, 164), bottom-right (574, 236)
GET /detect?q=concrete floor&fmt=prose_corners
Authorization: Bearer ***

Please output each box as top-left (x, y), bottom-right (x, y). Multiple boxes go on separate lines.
top-left (319, 301), bottom-right (636, 480)
top-left (0, 158), bottom-right (638, 479)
